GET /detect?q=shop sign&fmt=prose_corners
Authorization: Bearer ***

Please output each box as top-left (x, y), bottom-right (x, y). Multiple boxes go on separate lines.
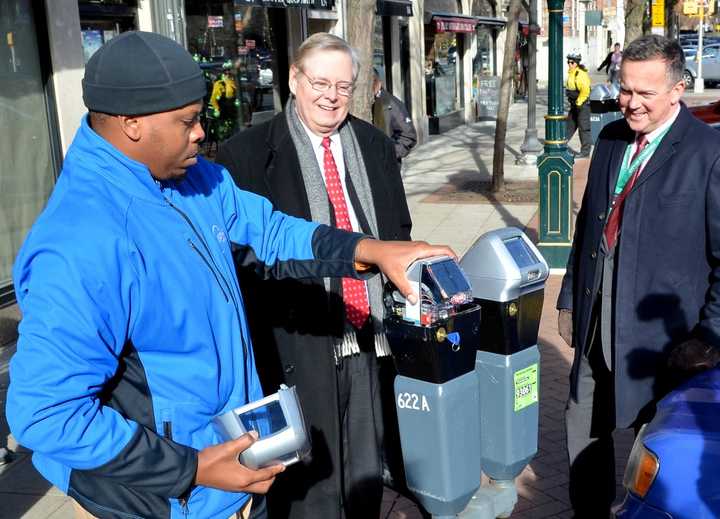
top-left (235, 0), bottom-right (335, 8)
top-left (475, 76), bottom-right (501, 118)
top-left (207, 15), bottom-right (224, 28)
top-left (434, 17), bottom-right (476, 33)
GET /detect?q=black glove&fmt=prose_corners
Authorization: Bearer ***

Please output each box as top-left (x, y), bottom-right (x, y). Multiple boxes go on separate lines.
top-left (667, 338), bottom-right (720, 374)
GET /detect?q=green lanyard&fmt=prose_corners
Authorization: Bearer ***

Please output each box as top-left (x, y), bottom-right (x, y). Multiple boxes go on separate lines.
top-left (613, 126), bottom-right (671, 195)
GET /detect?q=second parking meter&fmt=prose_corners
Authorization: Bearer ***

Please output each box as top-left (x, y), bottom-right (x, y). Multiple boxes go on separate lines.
top-left (384, 256), bottom-right (482, 518)
top-left (460, 228), bottom-right (548, 483)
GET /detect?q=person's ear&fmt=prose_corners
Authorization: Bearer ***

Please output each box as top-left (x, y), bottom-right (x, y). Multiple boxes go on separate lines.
top-left (289, 65), bottom-right (299, 96)
top-left (670, 79), bottom-right (685, 104)
top-left (117, 115), bottom-right (142, 142)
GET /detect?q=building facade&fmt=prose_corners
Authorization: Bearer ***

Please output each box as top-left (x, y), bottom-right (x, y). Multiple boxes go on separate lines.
top-left (0, 0), bottom-right (509, 301)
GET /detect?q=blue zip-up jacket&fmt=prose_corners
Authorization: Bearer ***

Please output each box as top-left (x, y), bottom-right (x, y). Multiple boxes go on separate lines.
top-left (7, 116), bottom-right (365, 518)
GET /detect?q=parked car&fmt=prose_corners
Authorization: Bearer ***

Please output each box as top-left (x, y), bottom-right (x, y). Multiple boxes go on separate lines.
top-left (689, 99), bottom-right (720, 128)
top-left (683, 43), bottom-right (720, 88)
top-left (615, 367), bottom-right (720, 518)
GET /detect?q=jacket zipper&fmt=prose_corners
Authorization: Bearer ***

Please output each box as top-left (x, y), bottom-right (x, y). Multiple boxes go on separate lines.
top-left (188, 240), bottom-right (229, 302)
top-left (164, 421), bottom-right (191, 516)
top-left (164, 197), bottom-right (251, 397)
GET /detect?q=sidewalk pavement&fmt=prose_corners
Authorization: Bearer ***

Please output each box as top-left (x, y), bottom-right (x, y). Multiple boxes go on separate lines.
top-left (1, 86), bottom-right (718, 518)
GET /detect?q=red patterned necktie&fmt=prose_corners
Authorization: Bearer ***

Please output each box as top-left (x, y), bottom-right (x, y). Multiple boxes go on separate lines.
top-left (604, 135), bottom-right (648, 250)
top-left (321, 136), bottom-right (370, 329)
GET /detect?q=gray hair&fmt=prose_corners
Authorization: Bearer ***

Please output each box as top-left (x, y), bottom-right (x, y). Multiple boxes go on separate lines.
top-left (622, 34), bottom-right (685, 86)
top-left (292, 32), bottom-right (360, 81)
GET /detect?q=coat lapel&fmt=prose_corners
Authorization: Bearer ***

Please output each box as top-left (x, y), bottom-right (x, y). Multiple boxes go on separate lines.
top-left (263, 115), bottom-right (312, 220)
top-left (607, 123), bottom-right (634, 198)
top-left (628, 104), bottom-right (688, 193)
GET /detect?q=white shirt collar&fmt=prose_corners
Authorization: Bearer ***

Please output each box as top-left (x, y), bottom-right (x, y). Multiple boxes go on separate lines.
top-left (641, 104), bottom-right (680, 143)
top-left (296, 110), bottom-right (339, 149)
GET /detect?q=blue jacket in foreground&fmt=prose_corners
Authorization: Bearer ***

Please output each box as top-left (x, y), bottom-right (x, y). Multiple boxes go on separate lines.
top-left (6, 116), bottom-right (365, 518)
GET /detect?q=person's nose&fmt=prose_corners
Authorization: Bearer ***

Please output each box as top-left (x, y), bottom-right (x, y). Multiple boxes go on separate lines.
top-left (192, 120), bottom-right (205, 143)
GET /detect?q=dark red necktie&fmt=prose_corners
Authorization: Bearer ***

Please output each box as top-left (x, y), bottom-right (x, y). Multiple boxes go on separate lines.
top-left (604, 135), bottom-right (648, 250)
top-left (321, 137), bottom-right (370, 329)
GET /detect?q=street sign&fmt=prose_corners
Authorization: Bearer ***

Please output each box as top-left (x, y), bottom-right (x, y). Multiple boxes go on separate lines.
top-left (684, 0), bottom-right (698, 15)
top-left (652, 0), bottom-right (665, 26)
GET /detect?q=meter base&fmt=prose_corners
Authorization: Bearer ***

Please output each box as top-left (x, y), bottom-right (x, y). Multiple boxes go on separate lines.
top-left (459, 479), bottom-right (518, 519)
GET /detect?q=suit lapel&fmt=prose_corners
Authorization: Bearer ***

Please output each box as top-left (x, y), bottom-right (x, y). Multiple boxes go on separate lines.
top-left (629, 104), bottom-right (688, 193)
top-left (607, 124), bottom-right (634, 198)
top-left (264, 115), bottom-right (312, 220)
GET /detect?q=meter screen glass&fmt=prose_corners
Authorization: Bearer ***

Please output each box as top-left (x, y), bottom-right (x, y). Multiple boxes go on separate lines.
top-left (504, 237), bottom-right (538, 269)
top-left (427, 259), bottom-right (471, 298)
top-left (239, 400), bottom-right (288, 438)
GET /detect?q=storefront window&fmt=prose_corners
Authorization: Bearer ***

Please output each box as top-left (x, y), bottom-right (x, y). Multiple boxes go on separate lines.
top-left (474, 27), bottom-right (493, 77)
top-left (426, 31), bottom-right (459, 117)
top-left (0, 0), bottom-right (56, 292)
top-left (78, 0), bottom-right (138, 63)
top-left (185, 1), bottom-right (284, 155)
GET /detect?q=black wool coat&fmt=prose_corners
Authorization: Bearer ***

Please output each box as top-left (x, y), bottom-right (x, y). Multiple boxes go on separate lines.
top-left (215, 112), bottom-right (412, 516)
top-left (557, 104), bottom-right (720, 427)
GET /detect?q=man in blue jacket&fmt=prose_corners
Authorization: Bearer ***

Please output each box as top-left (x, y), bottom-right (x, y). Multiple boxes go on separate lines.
top-left (5, 31), bottom-right (452, 519)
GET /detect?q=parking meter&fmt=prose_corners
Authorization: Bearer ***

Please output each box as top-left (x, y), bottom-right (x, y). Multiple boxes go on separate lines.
top-left (460, 228), bottom-right (548, 482)
top-left (384, 256), bottom-right (482, 518)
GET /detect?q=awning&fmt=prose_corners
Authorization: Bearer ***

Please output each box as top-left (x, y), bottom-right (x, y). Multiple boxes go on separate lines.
top-left (234, 0), bottom-right (335, 8)
top-left (476, 16), bottom-right (508, 28)
top-left (376, 0), bottom-right (413, 16)
top-left (430, 13), bottom-right (479, 33)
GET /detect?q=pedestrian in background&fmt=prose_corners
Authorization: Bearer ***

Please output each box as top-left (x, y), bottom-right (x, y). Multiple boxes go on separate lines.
top-left (216, 33), bottom-right (417, 519)
top-left (598, 43), bottom-right (623, 85)
top-left (372, 68), bottom-right (417, 161)
top-left (6, 31), bottom-right (453, 519)
top-left (557, 34), bottom-right (720, 519)
top-left (565, 53), bottom-right (592, 158)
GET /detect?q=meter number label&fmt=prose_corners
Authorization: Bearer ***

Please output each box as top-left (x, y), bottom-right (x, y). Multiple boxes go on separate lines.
top-left (397, 392), bottom-right (430, 412)
top-left (514, 363), bottom-right (539, 411)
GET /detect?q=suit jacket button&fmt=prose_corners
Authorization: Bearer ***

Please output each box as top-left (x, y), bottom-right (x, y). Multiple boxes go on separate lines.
top-left (591, 251), bottom-right (597, 259)
top-left (284, 364), bottom-right (295, 374)
top-left (585, 288), bottom-right (591, 296)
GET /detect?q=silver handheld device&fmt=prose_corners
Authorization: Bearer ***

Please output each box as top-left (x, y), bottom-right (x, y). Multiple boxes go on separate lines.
top-left (213, 385), bottom-right (310, 470)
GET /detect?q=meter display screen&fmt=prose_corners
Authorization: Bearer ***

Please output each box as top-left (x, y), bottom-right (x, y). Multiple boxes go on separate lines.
top-left (504, 237), bottom-right (538, 269)
top-left (426, 259), bottom-right (471, 298)
top-left (239, 400), bottom-right (288, 438)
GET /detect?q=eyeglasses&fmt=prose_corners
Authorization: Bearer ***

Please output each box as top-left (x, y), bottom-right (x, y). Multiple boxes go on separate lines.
top-left (299, 70), bottom-right (354, 97)
top-left (567, 61), bottom-right (577, 65)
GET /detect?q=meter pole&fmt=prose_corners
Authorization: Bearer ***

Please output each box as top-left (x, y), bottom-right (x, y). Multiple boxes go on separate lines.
top-left (696, 2), bottom-right (705, 93)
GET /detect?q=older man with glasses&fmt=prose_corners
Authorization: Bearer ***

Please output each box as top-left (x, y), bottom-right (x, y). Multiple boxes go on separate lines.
top-left (216, 33), bottom-right (414, 519)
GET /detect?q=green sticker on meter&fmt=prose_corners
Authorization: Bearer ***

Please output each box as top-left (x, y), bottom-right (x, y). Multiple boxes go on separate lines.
top-left (514, 363), bottom-right (539, 411)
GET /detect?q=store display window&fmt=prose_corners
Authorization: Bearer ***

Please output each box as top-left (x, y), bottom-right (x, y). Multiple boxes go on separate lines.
top-left (78, 0), bottom-right (138, 63)
top-left (0, 0), bottom-right (58, 299)
top-left (185, 1), bottom-right (284, 155)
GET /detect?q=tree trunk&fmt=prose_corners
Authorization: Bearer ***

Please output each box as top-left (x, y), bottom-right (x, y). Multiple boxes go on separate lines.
top-left (624, 0), bottom-right (647, 46)
top-left (346, 0), bottom-right (376, 122)
top-left (492, 0), bottom-right (523, 193)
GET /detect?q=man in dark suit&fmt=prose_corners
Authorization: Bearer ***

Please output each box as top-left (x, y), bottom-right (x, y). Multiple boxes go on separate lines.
top-left (216, 33), bottom-right (412, 519)
top-left (372, 69), bottom-right (417, 161)
top-left (557, 34), bottom-right (720, 518)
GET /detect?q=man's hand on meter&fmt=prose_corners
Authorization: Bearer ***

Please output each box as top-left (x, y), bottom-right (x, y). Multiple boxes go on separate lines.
top-left (354, 239), bottom-right (456, 304)
top-left (195, 431), bottom-right (284, 493)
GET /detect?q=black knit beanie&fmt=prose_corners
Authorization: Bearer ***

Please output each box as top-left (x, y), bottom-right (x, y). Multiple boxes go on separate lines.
top-left (82, 31), bottom-right (207, 116)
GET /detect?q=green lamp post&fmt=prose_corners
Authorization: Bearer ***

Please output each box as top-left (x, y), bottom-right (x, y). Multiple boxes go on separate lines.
top-left (537, 0), bottom-right (574, 269)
